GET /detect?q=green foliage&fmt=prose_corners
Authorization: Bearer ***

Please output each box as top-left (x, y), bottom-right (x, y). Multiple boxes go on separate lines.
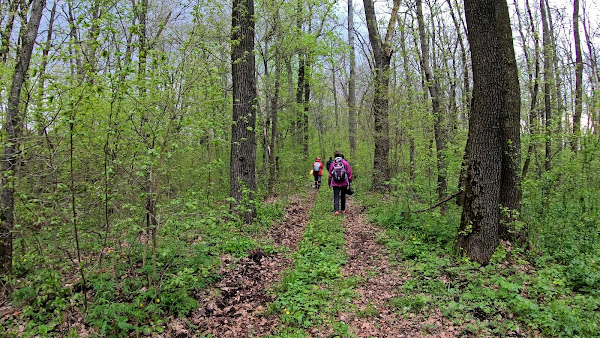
top-left (270, 190), bottom-right (356, 331)
top-left (368, 177), bottom-right (600, 337)
top-left (5, 192), bottom-right (286, 336)
top-left (11, 269), bottom-right (73, 334)
top-left (389, 294), bottom-right (430, 314)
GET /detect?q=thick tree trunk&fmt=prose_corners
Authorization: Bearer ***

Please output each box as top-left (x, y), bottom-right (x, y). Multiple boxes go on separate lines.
top-left (363, 0), bottom-right (400, 190)
top-left (417, 0), bottom-right (447, 212)
top-left (348, 0), bottom-right (357, 153)
top-left (0, 0), bottom-right (45, 275)
top-left (231, 0), bottom-right (257, 222)
top-left (497, 0), bottom-right (522, 240)
top-left (457, 0), bottom-right (504, 265)
top-left (572, 0), bottom-right (583, 153)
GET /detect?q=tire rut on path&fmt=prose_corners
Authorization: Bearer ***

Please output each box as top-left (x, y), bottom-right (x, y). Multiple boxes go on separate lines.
top-left (184, 191), bottom-right (317, 337)
top-left (340, 199), bottom-right (458, 337)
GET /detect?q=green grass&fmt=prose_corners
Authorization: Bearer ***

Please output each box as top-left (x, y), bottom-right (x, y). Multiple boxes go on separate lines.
top-left (270, 189), bottom-right (356, 334)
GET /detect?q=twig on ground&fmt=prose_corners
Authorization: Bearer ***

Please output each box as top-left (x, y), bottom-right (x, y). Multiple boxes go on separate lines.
top-left (414, 191), bottom-right (462, 213)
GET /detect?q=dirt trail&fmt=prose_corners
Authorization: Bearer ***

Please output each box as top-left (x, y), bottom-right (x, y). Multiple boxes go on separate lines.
top-left (185, 191), bottom-right (317, 337)
top-left (340, 199), bottom-right (459, 337)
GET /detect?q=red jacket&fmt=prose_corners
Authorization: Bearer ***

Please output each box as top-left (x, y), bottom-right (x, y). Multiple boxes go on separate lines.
top-left (312, 160), bottom-right (324, 175)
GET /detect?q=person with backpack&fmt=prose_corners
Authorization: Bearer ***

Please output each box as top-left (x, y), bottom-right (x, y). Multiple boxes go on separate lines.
top-left (312, 157), bottom-right (324, 189)
top-left (328, 151), bottom-right (352, 215)
top-left (325, 157), bottom-right (333, 175)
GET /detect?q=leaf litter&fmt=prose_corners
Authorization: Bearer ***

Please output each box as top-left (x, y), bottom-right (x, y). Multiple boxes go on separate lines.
top-left (182, 193), bottom-right (316, 337)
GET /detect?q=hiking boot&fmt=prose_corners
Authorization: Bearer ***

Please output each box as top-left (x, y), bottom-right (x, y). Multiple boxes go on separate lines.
top-left (334, 211), bottom-right (339, 216)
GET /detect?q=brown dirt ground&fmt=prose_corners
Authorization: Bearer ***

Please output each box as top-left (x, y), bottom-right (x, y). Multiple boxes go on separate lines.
top-left (340, 199), bottom-right (465, 338)
top-left (175, 191), bottom-right (317, 337)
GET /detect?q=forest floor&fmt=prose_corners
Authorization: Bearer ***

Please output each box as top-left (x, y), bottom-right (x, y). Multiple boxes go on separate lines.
top-left (0, 188), bottom-right (529, 337)
top-left (173, 189), bottom-right (471, 337)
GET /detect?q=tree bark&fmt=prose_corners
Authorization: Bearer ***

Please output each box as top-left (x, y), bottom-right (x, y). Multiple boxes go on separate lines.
top-left (0, 0), bottom-right (45, 275)
top-left (457, 0), bottom-right (504, 265)
top-left (363, 0), bottom-right (400, 190)
top-left (497, 0), bottom-right (522, 240)
top-left (540, 0), bottom-right (553, 171)
top-left (268, 7), bottom-right (282, 193)
top-left (572, 0), bottom-right (583, 153)
top-left (231, 0), bottom-right (257, 222)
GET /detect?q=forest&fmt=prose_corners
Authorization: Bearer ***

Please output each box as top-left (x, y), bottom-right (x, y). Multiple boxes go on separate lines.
top-left (0, 0), bottom-right (599, 336)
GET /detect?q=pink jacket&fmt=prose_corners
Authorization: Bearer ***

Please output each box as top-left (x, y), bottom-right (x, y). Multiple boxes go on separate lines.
top-left (328, 158), bottom-right (352, 187)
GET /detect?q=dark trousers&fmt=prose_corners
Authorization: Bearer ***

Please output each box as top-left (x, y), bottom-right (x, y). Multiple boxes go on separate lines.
top-left (333, 186), bottom-right (347, 212)
top-left (313, 174), bottom-right (322, 188)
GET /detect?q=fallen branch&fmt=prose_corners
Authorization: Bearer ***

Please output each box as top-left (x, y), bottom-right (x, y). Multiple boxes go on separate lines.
top-left (414, 191), bottom-right (462, 213)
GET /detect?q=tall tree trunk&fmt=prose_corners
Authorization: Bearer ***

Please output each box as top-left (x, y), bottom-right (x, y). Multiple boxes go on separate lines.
top-left (363, 0), bottom-right (400, 190)
top-left (295, 0), bottom-right (304, 146)
top-left (400, 16), bottom-right (416, 179)
top-left (135, 0), bottom-right (158, 253)
top-left (582, 2), bottom-right (599, 134)
top-left (545, 0), bottom-right (564, 149)
top-left (417, 0), bottom-right (447, 212)
top-left (348, 0), bottom-right (357, 153)
top-left (332, 61), bottom-right (340, 136)
top-left (268, 50), bottom-right (281, 193)
top-left (34, 0), bottom-right (56, 137)
top-left (457, 0), bottom-right (504, 265)
top-left (497, 0), bottom-right (522, 240)
top-left (447, 0), bottom-right (471, 116)
top-left (231, 0), bottom-right (257, 222)
top-left (572, 0), bottom-right (583, 152)
top-left (295, 55), bottom-right (305, 144)
top-left (303, 55), bottom-right (311, 157)
top-left (519, 0), bottom-right (541, 180)
top-left (540, 0), bottom-right (553, 171)
top-left (0, 0), bottom-right (45, 276)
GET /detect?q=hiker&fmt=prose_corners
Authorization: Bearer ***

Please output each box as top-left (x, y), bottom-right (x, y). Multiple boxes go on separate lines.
top-left (312, 157), bottom-right (324, 189)
top-left (325, 157), bottom-right (333, 175)
top-left (328, 151), bottom-right (352, 215)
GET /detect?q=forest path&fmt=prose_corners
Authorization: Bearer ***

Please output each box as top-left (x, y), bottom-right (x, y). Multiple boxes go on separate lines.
top-left (340, 199), bottom-right (427, 336)
top-left (186, 191), bottom-right (318, 336)
top-left (175, 189), bottom-right (463, 337)
top-left (339, 199), bottom-right (463, 337)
